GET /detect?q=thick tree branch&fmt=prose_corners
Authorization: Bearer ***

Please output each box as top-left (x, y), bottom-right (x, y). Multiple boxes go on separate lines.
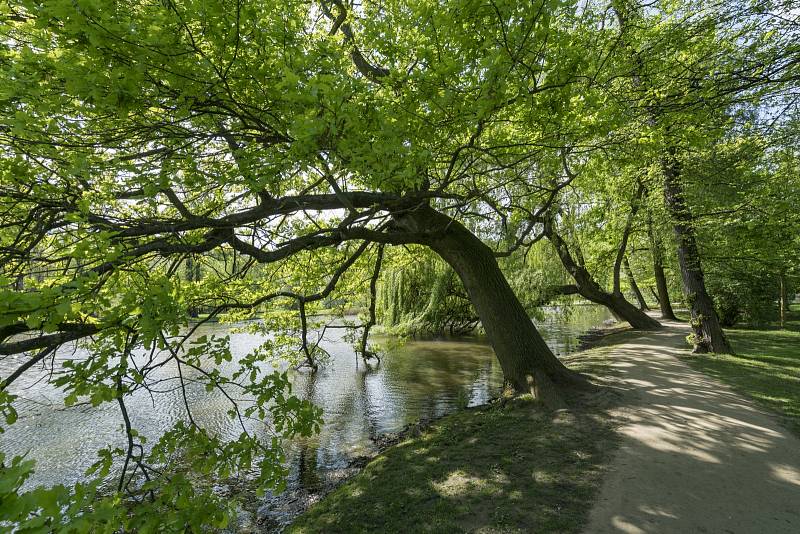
top-left (321, 0), bottom-right (390, 82)
top-left (0, 324), bottom-right (101, 357)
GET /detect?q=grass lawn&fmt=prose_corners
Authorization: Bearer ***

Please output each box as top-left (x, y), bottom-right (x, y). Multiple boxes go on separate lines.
top-left (288, 351), bottom-right (618, 534)
top-left (683, 304), bottom-right (800, 437)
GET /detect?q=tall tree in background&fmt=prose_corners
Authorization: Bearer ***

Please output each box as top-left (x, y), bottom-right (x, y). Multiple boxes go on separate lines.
top-left (538, 156), bottom-right (662, 329)
top-left (646, 208), bottom-right (678, 320)
top-left (609, 0), bottom-right (798, 352)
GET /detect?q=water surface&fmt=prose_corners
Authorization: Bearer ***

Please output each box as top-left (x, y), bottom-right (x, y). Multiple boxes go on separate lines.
top-left (1, 304), bottom-right (612, 524)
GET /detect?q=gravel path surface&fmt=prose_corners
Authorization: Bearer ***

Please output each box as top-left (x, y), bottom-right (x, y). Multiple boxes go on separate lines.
top-left (584, 321), bottom-right (800, 533)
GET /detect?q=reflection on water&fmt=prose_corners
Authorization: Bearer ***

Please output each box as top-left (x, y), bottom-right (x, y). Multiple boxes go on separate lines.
top-left (1, 304), bottom-right (612, 519)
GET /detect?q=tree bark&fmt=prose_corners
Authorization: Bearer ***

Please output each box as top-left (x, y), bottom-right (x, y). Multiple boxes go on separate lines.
top-left (647, 214), bottom-right (678, 320)
top-left (662, 150), bottom-right (732, 353)
top-left (623, 256), bottom-right (649, 311)
top-left (185, 255), bottom-right (201, 318)
top-left (542, 217), bottom-right (662, 330)
top-left (394, 205), bottom-right (590, 407)
top-left (613, 183), bottom-right (645, 295)
top-left (779, 272), bottom-right (788, 329)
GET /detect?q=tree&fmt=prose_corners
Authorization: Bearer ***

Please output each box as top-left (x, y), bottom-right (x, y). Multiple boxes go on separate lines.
top-left (612, 2), bottom-right (784, 353)
top-left (537, 163), bottom-right (662, 329)
top-left (376, 247), bottom-right (479, 337)
top-left (1, 0), bottom-right (607, 527)
top-left (606, 0), bottom-right (798, 352)
top-left (623, 256), bottom-right (649, 312)
top-left (646, 208), bottom-right (678, 320)
top-left (2, 0), bottom-right (794, 528)
top-left (684, 123), bottom-right (800, 327)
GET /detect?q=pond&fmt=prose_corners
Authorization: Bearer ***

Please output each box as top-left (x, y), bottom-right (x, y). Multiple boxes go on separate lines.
top-left (1, 304), bottom-right (613, 528)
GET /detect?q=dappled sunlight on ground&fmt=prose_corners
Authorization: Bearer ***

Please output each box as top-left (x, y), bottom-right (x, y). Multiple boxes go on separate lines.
top-left (769, 463), bottom-right (800, 487)
top-left (290, 396), bottom-right (617, 533)
top-left (585, 321), bottom-right (800, 533)
top-left (610, 515), bottom-right (647, 534)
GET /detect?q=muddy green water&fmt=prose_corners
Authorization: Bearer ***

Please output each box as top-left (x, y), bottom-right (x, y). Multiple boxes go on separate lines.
top-left (1, 305), bottom-right (613, 527)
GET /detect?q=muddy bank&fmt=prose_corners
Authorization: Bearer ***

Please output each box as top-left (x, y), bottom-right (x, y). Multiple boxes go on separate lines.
top-left (226, 415), bottom-right (453, 533)
top-left (576, 324), bottom-right (631, 352)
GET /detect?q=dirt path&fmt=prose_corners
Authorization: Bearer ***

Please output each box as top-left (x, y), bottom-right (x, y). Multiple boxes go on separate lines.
top-left (584, 321), bottom-right (800, 533)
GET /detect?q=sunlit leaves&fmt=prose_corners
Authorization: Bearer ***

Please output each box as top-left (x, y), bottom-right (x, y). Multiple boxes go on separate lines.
top-left (1, 0), bottom-right (795, 530)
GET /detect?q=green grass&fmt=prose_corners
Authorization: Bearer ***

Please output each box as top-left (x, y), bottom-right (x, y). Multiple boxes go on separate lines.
top-left (780, 302), bottom-right (800, 331)
top-left (288, 306), bottom-right (800, 532)
top-left (288, 352), bottom-right (618, 534)
top-left (683, 308), bottom-right (800, 437)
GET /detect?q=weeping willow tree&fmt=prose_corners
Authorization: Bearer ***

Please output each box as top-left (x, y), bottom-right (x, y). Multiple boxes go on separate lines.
top-left (377, 247), bottom-right (479, 336)
top-left (377, 241), bottom-right (580, 336)
top-left (502, 240), bottom-right (579, 317)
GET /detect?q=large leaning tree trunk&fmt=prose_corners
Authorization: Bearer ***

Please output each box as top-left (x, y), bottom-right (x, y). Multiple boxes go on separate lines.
top-left (662, 150), bottom-right (732, 353)
top-left (647, 213), bottom-right (678, 320)
top-left (541, 217), bottom-right (662, 330)
top-left (392, 205), bottom-right (591, 407)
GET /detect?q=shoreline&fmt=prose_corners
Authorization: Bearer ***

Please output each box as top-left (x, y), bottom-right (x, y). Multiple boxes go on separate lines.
top-left (235, 319), bottom-right (627, 533)
top-left (287, 345), bottom-right (620, 533)
top-left (576, 323), bottom-right (632, 351)
top-left (232, 394), bottom-right (498, 533)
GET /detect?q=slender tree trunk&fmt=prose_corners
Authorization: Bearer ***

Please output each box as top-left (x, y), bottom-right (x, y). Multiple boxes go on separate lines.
top-left (662, 150), bottom-right (731, 353)
top-left (779, 272), bottom-right (788, 329)
top-left (649, 286), bottom-right (661, 305)
top-left (652, 252), bottom-right (677, 320)
top-left (394, 206), bottom-right (590, 407)
top-left (647, 214), bottom-right (678, 320)
top-left (186, 255), bottom-right (199, 318)
top-left (613, 183), bottom-right (645, 295)
top-left (542, 217), bottom-right (662, 330)
top-left (623, 256), bottom-right (649, 311)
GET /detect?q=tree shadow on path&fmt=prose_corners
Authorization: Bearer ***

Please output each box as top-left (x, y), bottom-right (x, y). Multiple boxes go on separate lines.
top-left (584, 324), bottom-right (800, 533)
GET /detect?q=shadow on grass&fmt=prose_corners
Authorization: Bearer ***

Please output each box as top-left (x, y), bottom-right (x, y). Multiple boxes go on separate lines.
top-left (289, 393), bottom-right (617, 533)
top-left (684, 328), bottom-right (800, 437)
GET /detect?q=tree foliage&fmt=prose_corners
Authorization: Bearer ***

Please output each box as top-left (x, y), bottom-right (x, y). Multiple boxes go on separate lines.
top-left (0, 0), bottom-right (798, 529)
